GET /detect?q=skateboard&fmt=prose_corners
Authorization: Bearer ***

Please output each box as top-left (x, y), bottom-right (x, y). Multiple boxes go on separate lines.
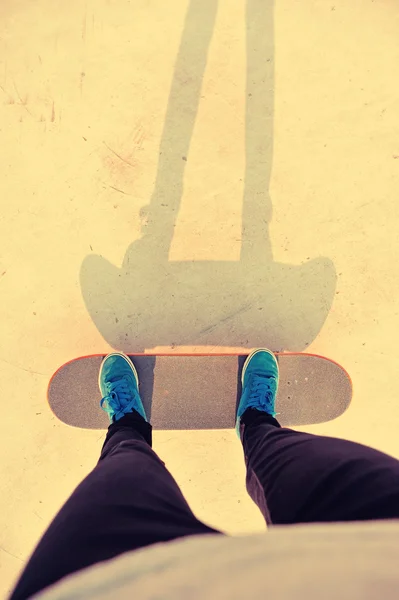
top-left (48, 353), bottom-right (352, 430)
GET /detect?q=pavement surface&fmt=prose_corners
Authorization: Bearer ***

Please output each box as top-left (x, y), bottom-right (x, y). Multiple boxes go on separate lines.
top-left (1, 0), bottom-right (399, 596)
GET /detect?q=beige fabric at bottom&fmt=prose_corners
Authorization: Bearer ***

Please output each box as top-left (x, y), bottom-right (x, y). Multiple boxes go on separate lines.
top-left (33, 520), bottom-right (399, 600)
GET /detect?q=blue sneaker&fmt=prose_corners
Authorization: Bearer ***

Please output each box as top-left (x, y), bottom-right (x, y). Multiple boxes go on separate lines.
top-left (236, 348), bottom-right (279, 437)
top-left (99, 352), bottom-right (147, 423)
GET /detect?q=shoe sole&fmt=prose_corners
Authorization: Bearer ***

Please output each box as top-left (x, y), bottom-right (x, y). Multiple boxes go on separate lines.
top-left (241, 348), bottom-right (279, 385)
top-left (98, 352), bottom-right (139, 393)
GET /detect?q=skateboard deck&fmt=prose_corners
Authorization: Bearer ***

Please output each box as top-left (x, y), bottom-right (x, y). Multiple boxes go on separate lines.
top-left (48, 353), bottom-right (352, 430)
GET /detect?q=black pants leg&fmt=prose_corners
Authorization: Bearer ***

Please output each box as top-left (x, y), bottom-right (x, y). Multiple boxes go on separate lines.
top-left (10, 412), bottom-right (219, 600)
top-left (241, 408), bottom-right (399, 524)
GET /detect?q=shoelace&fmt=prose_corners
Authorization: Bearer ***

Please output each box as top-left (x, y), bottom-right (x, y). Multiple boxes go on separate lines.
top-left (248, 374), bottom-right (277, 414)
top-left (101, 378), bottom-right (137, 421)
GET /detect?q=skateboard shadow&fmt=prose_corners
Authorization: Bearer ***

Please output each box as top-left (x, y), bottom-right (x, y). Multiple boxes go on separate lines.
top-left (80, 0), bottom-right (336, 352)
top-left (48, 355), bottom-right (352, 430)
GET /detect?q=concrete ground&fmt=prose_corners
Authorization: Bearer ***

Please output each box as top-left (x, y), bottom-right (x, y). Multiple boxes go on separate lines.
top-left (1, 0), bottom-right (399, 595)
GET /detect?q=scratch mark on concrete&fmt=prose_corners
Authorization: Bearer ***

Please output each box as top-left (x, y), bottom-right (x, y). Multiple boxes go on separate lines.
top-left (358, 201), bottom-right (373, 210)
top-left (156, 437), bottom-right (176, 444)
top-left (0, 357), bottom-right (48, 377)
top-left (103, 142), bottom-right (135, 168)
top-left (199, 303), bottom-right (253, 336)
top-left (79, 71), bottom-right (85, 95)
top-left (0, 84), bottom-right (13, 103)
top-left (132, 123), bottom-right (146, 146)
top-left (108, 185), bottom-right (130, 195)
top-left (0, 546), bottom-right (23, 562)
top-left (4, 47), bottom-right (7, 85)
top-left (82, 4), bottom-right (87, 42)
top-left (13, 80), bottom-right (33, 117)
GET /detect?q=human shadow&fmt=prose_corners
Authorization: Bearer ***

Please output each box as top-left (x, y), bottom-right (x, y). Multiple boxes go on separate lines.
top-left (80, 0), bottom-right (336, 352)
